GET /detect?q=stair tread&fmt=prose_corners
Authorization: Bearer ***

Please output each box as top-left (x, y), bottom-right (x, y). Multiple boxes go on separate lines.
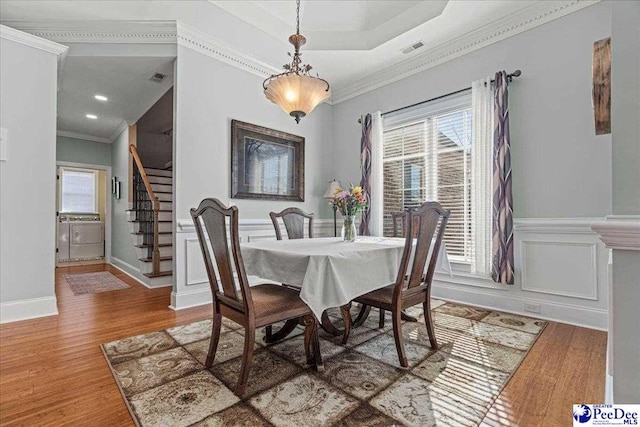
top-left (146, 173), bottom-right (172, 178)
top-left (135, 243), bottom-right (173, 248)
top-left (143, 270), bottom-right (173, 278)
top-left (126, 209), bottom-right (172, 212)
top-left (129, 219), bottom-right (172, 223)
top-left (132, 231), bottom-right (172, 236)
top-left (139, 256), bottom-right (173, 262)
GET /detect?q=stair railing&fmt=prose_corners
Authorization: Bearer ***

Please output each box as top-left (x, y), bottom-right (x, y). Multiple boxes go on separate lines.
top-left (129, 144), bottom-right (161, 275)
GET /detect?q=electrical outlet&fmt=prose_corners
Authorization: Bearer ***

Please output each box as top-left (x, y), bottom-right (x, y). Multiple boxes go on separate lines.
top-left (0, 127), bottom-right (7, 161)
top-left (524, 302), bottom-right (541, 314)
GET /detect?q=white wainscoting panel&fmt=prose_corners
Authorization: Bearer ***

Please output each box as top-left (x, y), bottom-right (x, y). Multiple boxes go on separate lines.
top-left (520, 240), bottom-right (598, 300)
top-left (433, 218), bottom-right (609, 330)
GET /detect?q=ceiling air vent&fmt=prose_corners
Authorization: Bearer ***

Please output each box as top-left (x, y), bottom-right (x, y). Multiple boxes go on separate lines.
top-left (401, 41), bottom-right (425, 55)
top-left (149, 72), bottom-right (167, 83)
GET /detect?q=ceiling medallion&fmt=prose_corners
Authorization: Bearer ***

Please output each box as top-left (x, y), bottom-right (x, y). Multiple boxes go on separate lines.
top-left (263, 0), bottom-right (330, 123)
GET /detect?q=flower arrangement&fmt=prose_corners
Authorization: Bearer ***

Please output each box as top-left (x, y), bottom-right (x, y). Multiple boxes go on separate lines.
top-left (329, 185), bottom-right (367, 216)
top-left (329, 185), bottom-right (367, 242)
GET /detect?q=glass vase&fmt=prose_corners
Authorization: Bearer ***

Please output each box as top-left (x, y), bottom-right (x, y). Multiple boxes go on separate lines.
top-left (341, 215), bottom-right (357, 242)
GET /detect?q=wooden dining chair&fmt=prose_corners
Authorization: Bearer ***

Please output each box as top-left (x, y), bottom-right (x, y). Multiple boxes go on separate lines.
top-left (191, 198), bottom-right (322, 397)
top-left (269, 207), bottom-right (314, 240)
top-left (350, 202), bottom-right (450, 367)
top-left (265, 207), bottom-right (316, 341)
top-left (374, 210), bottom-right (420, 328)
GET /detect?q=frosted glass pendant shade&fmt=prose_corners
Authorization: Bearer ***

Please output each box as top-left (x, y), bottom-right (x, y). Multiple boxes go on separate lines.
top-left (264, 74), bottom-right (331, 123)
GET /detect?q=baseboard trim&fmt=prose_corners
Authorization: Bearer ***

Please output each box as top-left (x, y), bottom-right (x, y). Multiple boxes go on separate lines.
top-left (605, 374), bottom-right (614, 404)
top-left (432, 280), bottom-right (608, 331)
top-left (110, 258), bottom-right (173, 289)
top-left (170, 287), bottom-right (212, 311)
top-left (0, 296), bottom-right (58, 324)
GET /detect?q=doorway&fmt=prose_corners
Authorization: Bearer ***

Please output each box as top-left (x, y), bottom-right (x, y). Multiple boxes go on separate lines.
top-left (56, 161), bottom-right (112, 267)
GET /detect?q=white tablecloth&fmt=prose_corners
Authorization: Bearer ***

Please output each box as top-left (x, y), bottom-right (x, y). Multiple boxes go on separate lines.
top-left (241, 237), bottom-right (451, 319)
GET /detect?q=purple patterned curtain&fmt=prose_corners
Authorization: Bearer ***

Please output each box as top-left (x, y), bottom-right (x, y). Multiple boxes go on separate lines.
top-left (492, 71), bottom-right (514, 284)
top-left (359, 114), bottom-right (373, 236)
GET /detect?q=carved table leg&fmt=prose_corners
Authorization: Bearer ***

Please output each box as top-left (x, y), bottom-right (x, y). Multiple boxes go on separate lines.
top-left (351, 304), bottom-right (371, 328)
top-left (340, 302), bottom-right (352, 344)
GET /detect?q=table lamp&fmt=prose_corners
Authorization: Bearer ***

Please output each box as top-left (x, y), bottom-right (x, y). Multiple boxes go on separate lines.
top-left (323, 179), bottom-right (342, 237)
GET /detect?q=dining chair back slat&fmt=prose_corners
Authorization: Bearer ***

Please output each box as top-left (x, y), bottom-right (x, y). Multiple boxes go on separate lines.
top-left (270, 207), bottom-right (314, 240)
top-left (191, 199), bottom-right (251, 310)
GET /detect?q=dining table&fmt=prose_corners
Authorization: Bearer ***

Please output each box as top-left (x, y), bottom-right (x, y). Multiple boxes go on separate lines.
top-left (241, 236), bottom-right (451, 342)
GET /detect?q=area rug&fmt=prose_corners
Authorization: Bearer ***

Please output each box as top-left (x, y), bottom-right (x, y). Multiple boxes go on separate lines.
top-left (101, 301), bottom-right (547, 427)
top-left (65, 271), bottom-right (130, 295)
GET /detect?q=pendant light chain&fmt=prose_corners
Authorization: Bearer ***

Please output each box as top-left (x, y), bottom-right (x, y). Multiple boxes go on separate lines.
top-left (296, 0), bottom-right (301, 36)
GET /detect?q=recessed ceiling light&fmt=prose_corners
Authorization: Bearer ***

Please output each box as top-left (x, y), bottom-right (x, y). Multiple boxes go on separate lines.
top-left (94, 95), bottom-right (108, 101)
top-left (86, 114), bottom-right (98, 119)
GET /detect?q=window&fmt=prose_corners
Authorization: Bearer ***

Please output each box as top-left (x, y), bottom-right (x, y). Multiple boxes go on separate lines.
top-left (60, 168), bottom-right (98, 213)
top-left (382, 90), bottom-right (488, 270)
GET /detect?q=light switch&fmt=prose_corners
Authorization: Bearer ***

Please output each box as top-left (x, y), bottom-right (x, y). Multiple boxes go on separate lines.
top-left (0, 127), bottom-right (7, 161)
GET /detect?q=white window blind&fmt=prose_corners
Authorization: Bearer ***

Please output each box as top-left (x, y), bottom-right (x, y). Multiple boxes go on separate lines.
top-left (382, 89), bottom-right (490, 268)
top-left (60, 168), bottom-right (98, 213)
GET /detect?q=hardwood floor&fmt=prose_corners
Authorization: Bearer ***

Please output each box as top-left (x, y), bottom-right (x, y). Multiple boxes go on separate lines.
top-left (0, 264), bottom-right (606, 426)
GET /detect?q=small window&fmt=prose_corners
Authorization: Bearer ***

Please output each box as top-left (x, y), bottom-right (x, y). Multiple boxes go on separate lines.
top-left (60, 168), bottom-right (98, 213)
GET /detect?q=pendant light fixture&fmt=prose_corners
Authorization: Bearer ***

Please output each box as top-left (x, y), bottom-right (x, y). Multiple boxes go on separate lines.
top-left (263, 0), bottom-right (330, 123)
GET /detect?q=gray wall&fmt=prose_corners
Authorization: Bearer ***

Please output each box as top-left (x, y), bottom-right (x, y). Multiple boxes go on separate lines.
top-left (610, 0), bottom-right (640, 404)
top-left (174, 45), bottom-right (335, 223)
top-left (110, 127), bottom-right (138, 267)
top-left (56, 135), bottom-right (112, 166)
top-left (0, 37), bottom-right (58, 306)
top-left (331, 2), bottom-right (612, 219)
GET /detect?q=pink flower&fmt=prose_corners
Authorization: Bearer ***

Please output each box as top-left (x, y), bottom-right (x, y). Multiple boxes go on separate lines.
top-left (337, 191), bottom-right (349, 199)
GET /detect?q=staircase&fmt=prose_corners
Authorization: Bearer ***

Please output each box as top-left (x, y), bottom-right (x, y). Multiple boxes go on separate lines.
top-left (128, 145), bottom-right (173, 282)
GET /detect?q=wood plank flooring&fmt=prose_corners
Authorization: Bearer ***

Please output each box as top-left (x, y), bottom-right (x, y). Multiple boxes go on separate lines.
top-left (0, 264), bottom-right (606, 426)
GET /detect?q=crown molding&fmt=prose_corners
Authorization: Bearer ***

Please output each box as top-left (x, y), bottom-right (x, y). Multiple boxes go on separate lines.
top-left (591, 216), bottom-right (640, 251)
top-left (108, 121), bottom-right (129, 143)
top-left (0, 20), bottom-right (177, 44)
top-left (175, 22), bottom-right (281, 79)
top-left (330, 0), bottom-right (600, 104)
top-left (1, 24), bottom-right (69, 90)
top-left (0, 24), bottom-right (68, 54)
top-left (56, 130), bottom-right (111, 144)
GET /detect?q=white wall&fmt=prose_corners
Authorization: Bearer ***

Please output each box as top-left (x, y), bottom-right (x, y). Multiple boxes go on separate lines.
top-left (330, 3), bottom-right (612, 329)
top-left (0, 30), bottom-right (65, 323)
top-left (109, 127), bottom-right (139, 270)
top-left (174, 45), bottom-right (334, 223)
top-left (172, 42), bottom-right (334, 309)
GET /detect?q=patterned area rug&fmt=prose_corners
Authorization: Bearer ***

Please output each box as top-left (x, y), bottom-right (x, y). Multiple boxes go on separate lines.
top-left (101, 300), bottom-right (546, 427)
top-left (65, 271), bottom-right (131, 295)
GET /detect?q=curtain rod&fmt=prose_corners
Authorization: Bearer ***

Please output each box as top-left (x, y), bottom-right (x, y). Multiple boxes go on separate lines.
top-left (358, 69), bottom-right (521, 123)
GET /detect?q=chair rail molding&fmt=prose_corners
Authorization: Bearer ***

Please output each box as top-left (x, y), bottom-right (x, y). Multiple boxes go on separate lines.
top-left (591, 215), bottom-right (640, 251)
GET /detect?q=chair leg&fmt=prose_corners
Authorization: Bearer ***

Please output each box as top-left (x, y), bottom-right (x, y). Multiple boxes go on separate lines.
top-left (423, 301), bottom-right (438, 350)
top-left (392, 309), bottom-right (408, 368)
top-left (379, 308), bottom-right (386, 329)
top-left (340, 303), bottom-right (352, 345)
top-left (265, 325), bottom-right (273, 341)
top-left (235, 325), bottom-right (255, 397)
top-left (205, 313), bottom-right (222, 368)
